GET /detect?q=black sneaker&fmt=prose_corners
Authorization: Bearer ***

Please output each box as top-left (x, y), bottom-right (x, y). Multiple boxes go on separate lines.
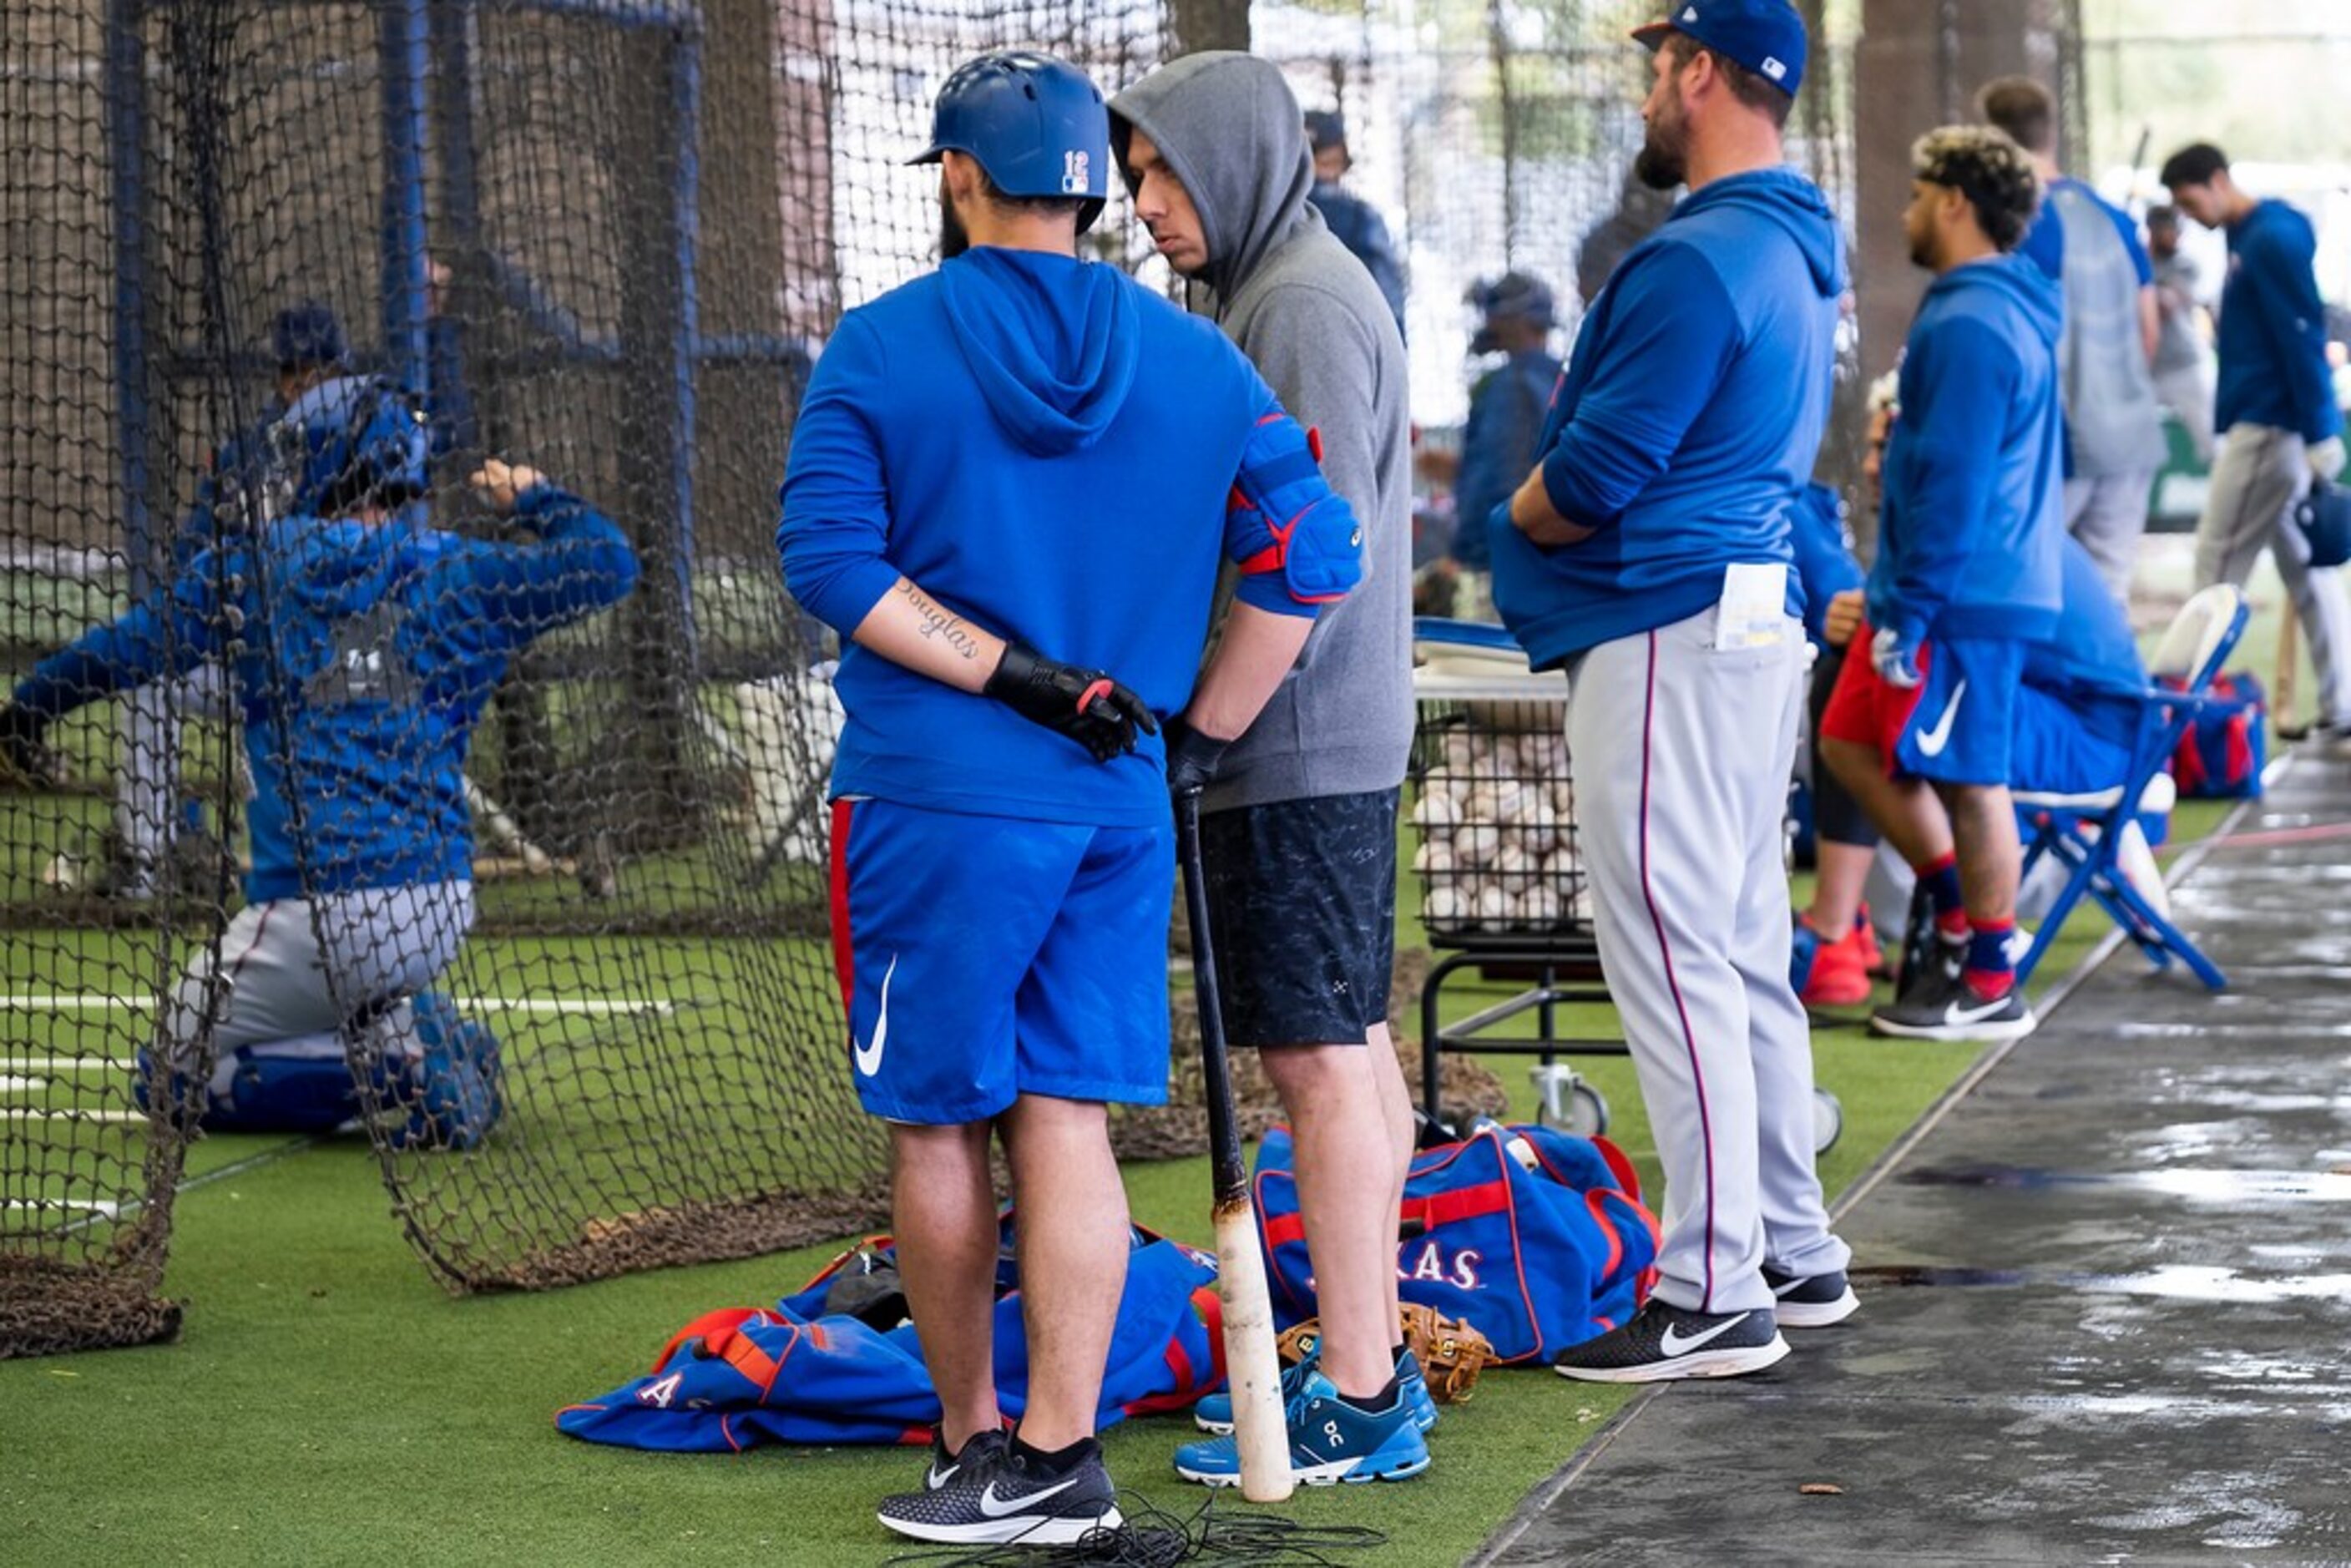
top-left (1762, 1265), bottom-right (1859, 1328)
top-left (1870, 961), bottom-right (2035, 1043)
top-left (1552, 1300), bottom-right (1788, 1383)
top-left (921, 1429), bottom-right (1006, 1491)
top-left (876, 1438), bottom-right (1120, 1546)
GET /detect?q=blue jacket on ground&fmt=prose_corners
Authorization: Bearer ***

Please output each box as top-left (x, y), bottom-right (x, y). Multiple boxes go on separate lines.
top-left (13, 486), bottom-right (638, 901)
top-left (2216, 199), bottom-right (2343, 445)
top-left (2025, 536), bottom-right (2146, 751)
top-left (1787, 482), bottom-right (1863, 647)
top-left (1870, 254), bottom-right (2065, 648)
top-left (1452, 348), bottom-right (1561, 571)
top-left (778, 246), bottom-right (1358, 830)
top-left (1487, 168), bottom-right (1843, 669)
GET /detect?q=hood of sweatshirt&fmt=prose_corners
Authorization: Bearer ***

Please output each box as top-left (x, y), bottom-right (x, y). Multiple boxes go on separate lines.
top-left (1921, 248), bottom-right (2064, 354)
top-left (1109, 52), bottom-right (1317, 305)
top-left (937, 247), bottom-right (1140, 457)
top-left (1672, 167), bottom-right (1846, 298)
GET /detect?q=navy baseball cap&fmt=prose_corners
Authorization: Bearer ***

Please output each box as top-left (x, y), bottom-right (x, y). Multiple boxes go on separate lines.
top-left (271, 301), bottom-right (347, 370)
top-left (1633, 0), bottom-right (1807, 98)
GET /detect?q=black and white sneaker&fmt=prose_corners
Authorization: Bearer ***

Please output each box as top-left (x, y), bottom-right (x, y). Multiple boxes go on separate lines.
top-left (1869, 960), bottom-right (2035, 1043)
top-left (1762, 1265), bottom-right (1859, 1328)
top-left (921, 1429), bottom-right (1007, 1490)
top-left (1552, 1300), bottom-right (1789, 1383)
top-left (876, 1438), bottom-right (1121, 1546)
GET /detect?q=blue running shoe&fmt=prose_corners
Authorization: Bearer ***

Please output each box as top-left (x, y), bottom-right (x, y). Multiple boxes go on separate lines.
top-left (1197, 1335), bottom-right (1439, 1435)
top-left (1175, 1371), bottom-right (1430, 1488)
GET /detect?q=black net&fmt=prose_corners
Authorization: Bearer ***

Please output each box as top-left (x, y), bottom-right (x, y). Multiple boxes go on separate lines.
top-left (6, 0), bottom-right (1873, 1340)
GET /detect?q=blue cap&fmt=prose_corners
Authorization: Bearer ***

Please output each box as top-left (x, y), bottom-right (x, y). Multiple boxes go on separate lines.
top-left (1634, 0), bottom-right (1807, 98)
top-left (270, 301), bottom-right (347, 370)
top-left (911, 52), bottom-right (1110, 232)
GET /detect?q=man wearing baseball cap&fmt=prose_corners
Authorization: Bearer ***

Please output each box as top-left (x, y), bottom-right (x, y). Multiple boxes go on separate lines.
top-left (1491, 0), bottom-right (1855, 1383)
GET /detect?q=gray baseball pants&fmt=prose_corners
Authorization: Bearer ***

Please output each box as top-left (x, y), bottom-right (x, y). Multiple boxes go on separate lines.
top-left (2064, 468), bottom-right (2158, 603)
top-left (2197, 423), bottom-right (2351, 729)
top-left (117, 662), bottom-right (233, 864)
top-left (160, 879), bottom-right (475, 1099)
top-left (1565, 604), bottom-right (1848, 1315)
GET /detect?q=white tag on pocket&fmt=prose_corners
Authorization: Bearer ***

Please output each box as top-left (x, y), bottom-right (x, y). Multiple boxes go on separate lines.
top-left (1714, 562), bottom-right (1789, 652)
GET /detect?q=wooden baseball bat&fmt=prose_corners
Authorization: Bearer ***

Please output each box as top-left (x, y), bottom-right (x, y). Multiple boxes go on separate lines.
top-left (2275, 595), bottom-right (2304, 740)
top-left (1173, 789), bottom-right (1292, 1504)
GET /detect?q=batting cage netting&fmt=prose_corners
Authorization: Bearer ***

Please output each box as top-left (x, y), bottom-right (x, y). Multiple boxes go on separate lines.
top-left (4, 0), bottom-right (1870, 1353)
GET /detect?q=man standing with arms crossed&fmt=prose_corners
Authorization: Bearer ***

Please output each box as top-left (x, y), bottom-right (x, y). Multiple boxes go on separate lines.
top-left (1978, 77), bottom-right (2166, 601)
top-left (1109, 52), bottom-right (1423, 1485)
top-left (2161, 143), bottom-right (2351, 756)
top-left (779, 53), bottom-right (1362, 1543)
top-left (1490, 0), bottom-right (1853, 1383)
top-left (1821, 126), bottom-right (2062, 1043)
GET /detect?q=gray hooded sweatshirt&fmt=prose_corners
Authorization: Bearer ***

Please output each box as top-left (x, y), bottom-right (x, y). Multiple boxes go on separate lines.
top-left (1111, 53), bottom-right (1415, 812)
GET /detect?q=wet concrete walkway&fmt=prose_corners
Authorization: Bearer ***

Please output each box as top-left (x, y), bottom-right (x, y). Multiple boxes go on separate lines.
top-left (1477, 758), bottom-right (2351, 1565)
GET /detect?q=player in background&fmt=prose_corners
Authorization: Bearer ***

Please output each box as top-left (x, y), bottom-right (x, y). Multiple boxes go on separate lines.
top-left (777, 52), bottom-right (1360, 1544)
top-left (1111, 50), bottom-right (1424, 1488)
top-left (1820, 125), bottom-right (2063, 1044)
top-left (1978, 77), bottom-right (2167, 603)
top-left (2161, 142), bottom-right (2351, 759)
top-left (0, 394), bottom-right (639, 1142)
top-left (1301, 110), bottom-right (1408, 340)
top-left (1490, 0), bottom-right (1853, 1383)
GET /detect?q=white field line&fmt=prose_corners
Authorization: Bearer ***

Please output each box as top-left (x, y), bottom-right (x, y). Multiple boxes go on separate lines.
top-left (0, 1075), bottom-right (45, 1093)
top-left (3, 994), bottom-right (676, 1018)
top-left (3, 1200), bottom-right (123, 1220)
top-left (0, 1058), bottom-right (133, 1074)
top-left (0, 1108), bottom-right (145, 1125)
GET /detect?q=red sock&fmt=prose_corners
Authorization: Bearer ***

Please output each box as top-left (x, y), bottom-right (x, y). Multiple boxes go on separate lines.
top-left (1916, 853), bottom-right (1968, 940)
top-left (1963, 918), bottom-right (2017, 1001)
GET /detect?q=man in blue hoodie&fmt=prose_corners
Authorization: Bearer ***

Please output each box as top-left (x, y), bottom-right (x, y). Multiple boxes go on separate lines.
top-left (1820, 125), bottom-right (2062, 1044)
top-left (0, 402), bottom-right (637, 1144)
top-left (1490, 0), bottom-right (1853, 1385)
top-left (777, 53), bottom-right (1361, 1545)
top-left (2161, 143), bottom-right (2351, 758)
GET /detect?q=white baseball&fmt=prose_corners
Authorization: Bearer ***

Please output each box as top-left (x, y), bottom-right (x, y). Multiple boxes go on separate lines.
top-left (1413, 839), bottom-right (1456, 877)
top-left (1455, 823), bottom-right (1501, 868)
top-left (1412, 789), bottom-right (1463, 831)
top-left (1474, 882), bottom-right (1511, 923)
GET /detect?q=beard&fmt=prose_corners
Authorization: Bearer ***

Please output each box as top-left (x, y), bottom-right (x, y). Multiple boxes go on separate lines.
top-left (1634, 106), bottom-right (1688, 191)
top-left (938, 180), bottom-right (970, 260)
top-left (1907, 225), bottom-right (1937, 271)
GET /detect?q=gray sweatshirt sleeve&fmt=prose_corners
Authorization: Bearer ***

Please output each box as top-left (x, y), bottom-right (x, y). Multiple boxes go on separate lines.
top-left (1239, 281), bottom-right (1390, 591)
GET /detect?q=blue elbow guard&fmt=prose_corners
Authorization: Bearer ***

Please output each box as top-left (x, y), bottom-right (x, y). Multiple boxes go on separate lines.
top-left (1231, 416), bottom-right (1363, 604)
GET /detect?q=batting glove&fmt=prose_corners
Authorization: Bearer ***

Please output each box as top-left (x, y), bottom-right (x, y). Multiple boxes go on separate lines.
top-left (1161, 716), bottom-right (1231, 797)
top-left (2310, 436), bottom-right (2347, 486)
top-left (984, 642), bottom-right (1157, 763)
top-left (1870, 626), bottom-right (1924, 690)
top-left (0, 704), bottom-right (63, 788)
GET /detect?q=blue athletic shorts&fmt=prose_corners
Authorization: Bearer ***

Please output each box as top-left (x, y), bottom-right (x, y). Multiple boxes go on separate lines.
top-left (827, 798), bottom-right (1174, 1124)
top-left (1891, 636), bottom-right (2028, 787)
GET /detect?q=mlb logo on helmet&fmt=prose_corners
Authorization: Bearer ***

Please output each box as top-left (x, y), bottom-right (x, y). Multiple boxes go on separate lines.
top-left (1634, 0), bottom-right (1810, 98)
top-left (1062, 149), bottom-right (1090, 195)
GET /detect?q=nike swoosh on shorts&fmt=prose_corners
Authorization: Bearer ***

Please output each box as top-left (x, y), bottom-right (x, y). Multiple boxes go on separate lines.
top-left (1914, 679), bottom-right (1969, 759)
top-left (854, 954), bottom-right (897, 1076)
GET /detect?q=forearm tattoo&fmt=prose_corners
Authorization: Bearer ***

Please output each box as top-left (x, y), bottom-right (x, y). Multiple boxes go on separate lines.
top-left (895, 579), bottom-right (982, 661)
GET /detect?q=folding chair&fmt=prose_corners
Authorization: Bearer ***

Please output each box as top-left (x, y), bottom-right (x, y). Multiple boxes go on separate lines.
top-left (2011, 584), bottom-right (2251, 991)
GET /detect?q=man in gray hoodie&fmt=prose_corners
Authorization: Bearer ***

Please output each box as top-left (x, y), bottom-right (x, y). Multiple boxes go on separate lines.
top-left (1110, 53), bottom-right (1424, 1488)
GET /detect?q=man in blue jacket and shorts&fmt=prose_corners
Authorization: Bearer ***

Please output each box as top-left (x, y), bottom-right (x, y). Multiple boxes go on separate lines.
top-left (1821, 125), bottom-right (2063, 1044)
top-left (778, 52), bottom-right (1361, 1545)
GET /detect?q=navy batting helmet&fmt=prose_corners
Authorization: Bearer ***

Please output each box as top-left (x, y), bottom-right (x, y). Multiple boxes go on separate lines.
top-left (271, 377), bottom-right (429, 518)
top-left (911, 51), bottom-right (1110, 233)
top-left (271, 301), bottom-right (349, 372)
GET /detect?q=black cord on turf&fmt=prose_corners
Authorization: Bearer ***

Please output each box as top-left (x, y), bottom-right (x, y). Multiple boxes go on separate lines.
top-left (885, 1488), bottom-right (1388, 1568)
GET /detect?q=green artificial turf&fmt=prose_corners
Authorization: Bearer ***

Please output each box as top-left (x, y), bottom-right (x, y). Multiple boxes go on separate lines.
top-left (0, 549), bottom-right (2278, 1566)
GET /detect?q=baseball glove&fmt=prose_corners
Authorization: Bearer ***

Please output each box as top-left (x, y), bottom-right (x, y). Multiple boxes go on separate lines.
top-left (1398, 1301), bottom-right (1494, 1404)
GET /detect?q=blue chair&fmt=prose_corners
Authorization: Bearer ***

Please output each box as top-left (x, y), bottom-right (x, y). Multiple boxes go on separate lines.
top-left (2011, 584), bottom-right (2251, 991)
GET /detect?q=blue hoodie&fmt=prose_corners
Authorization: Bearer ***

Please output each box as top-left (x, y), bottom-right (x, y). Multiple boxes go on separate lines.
top-left (1487, 168), bottom-right (1843, 668)
top-left (778, 247), bottom-right (1357, 829)
top-left (13, 487), bottom-right (639, 901)
top-left (1869, 253), bottom-right (2065, 648)
top-left (1787, 482), bottom-right (1863, 647)
top-left (2216, 199), bottom-right (2343, 445)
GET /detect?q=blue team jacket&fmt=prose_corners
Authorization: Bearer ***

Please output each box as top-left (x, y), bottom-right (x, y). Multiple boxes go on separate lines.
top-left (1489, 168), bottom-right (1843, 668)
top-left (13, 487), bottom-right (638, 901)
top-left (778, 246), bottom-right (1359, 829)
top-left (2216, 200), bottom-right (2344, 444)
top-left (1870, 254), bottom-right (2065, 647)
